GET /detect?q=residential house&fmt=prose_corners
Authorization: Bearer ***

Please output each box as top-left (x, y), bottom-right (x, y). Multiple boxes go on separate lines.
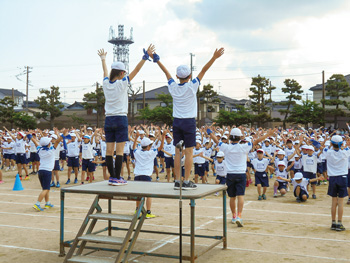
top-left (0, 88), bottom-right (25, 110)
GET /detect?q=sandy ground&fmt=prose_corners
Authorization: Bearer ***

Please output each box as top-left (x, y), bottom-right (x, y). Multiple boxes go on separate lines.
top-left (0, 164), bottom-right (350, 263)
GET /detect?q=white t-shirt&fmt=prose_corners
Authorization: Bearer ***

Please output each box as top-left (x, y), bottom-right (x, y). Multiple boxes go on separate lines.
top-left (163, 143), bottom-right (175, 158)
top-left (67, 140), bottom-right (80, 157)
top-left (134, 149), bottom-right (158, 176)
top-left (218, 142), bottom-right (252, 174)
top-left (55, 143), bottom-right (61, 160)
top-left (100, 141), bottom-right (106, 158)
top-left (168, 77), bottom-right (200, 118)
top-left (37, 146), bottom-right (55, 171)
top-left (251, 158), bottom-right (270, 172)
top-left (276, 168), bottom-right (288, 182)
top-left (284, 147), bottom-right (295, 162)
top-left (215, 160), bottom-right (227, 177)
top-left (193, 147), bottom-right (205, 164)
top-left (29, 141), bottom-right (37, 153)
top-left (103, 76), bottom-right (130, 116)
top-left (302, 154), bottom-right (317, 174)
top-left (324, 148), bottom-right (350, 176)
top-left (15, 139), bottom-right (26, 154)
top-left (82, 142), bottom-right (95, 159)
top-left (291, 178), bottom-right (309, 194)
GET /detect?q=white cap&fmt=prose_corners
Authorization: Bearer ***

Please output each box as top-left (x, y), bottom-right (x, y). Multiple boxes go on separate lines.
top-left (230, 128), bottom-right (242, 137)
top-left (40, 137), bottom-right (52, 146)
top-left (300, 145), bottom-right (307, 149)
top-left (245, 137), bottom-right (251, 143)
top-left (111, 61), bottom-right (126, 71)
top-left (319, 138), bottom-right (324, 142)
top-left (166, 133), bottom-right (172, 139)
top-left (196, 139), bottom-right (202, 145)
top-left (176, 65), bottom-right (191, 78)
top-left (294, 172), bottom-right (303, 180)
top-left (87, 127), bottom-right (93, 130)
top-left (224, 131), bottom-right (229, 135)
top-left (331, 135), bottom-right (343, 143)
top-left (70, 133), bottom-right (76, 137)
top-left (18, 132), bottom-right (25, 138)
top-left (149, 133), bottom-right (155, 137)
top-left (277, 161), bottom-right (286, 167)
top-left (294, 140), bottom-right (300, 144)
top-left (306, 145), bottom-right (314, 151)
top-left (51, 134), bottom-right (58, 140)
top-left (257, 149), bottom-right (264, 154)
top-left (277, 150), bottom-right (285, 155)
top-left (216, 151), bottom-right (225, 157)
top-left (196, 135), bottom-right (202, 140)
top-left (49, 130), bottom-right (55, 135)
top-left (222, 135), bottom-right (228, 140)
top-left (140, 137), bottom-right (152, 147)
top-left (215, 133), bottom-right (221, 137)
top-left (139, 130), bottom-right (145, 135)
top-left (84, 135), bottom-right (91, 140)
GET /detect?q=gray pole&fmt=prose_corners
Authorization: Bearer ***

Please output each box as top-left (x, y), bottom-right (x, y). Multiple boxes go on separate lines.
top-left (143, 80), bottom-right (146, 125)
top-left (26, 66), bottom-right (29, 113)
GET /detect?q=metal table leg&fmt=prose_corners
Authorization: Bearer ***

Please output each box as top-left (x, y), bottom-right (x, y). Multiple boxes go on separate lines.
top-left (223, 190), bottom-right (227, 249)
top-left (108, 198), bottom-right (112, 236)
top-left (190, 199), bottom-right (196, 263)
top-left (59, 190), bottom-right (65, 257)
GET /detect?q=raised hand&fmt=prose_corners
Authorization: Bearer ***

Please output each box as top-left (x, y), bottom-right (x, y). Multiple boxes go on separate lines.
top-left (213, 48), bottom-right (224, 59)
top-left (97, 49), bottom-right (107, 59)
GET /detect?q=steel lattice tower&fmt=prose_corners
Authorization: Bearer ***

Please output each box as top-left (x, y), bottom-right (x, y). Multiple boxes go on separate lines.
top-left (108, 25), bottom-right (134, 72)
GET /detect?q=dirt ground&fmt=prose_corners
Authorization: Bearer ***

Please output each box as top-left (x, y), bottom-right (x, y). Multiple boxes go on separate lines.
top-left (0, 164), bottom-right (350, 263)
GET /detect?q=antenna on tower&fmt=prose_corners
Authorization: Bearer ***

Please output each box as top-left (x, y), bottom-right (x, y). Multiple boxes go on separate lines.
top-left (108, 24), bottom-right (134, 72)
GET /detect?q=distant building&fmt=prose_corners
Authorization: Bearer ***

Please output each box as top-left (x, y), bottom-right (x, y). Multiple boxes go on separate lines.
top-left (0, 88), bottom-right (25, 110)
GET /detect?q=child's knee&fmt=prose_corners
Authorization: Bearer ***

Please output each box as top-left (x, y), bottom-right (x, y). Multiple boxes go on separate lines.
top-left (302, 195), bottom-right (308, 200)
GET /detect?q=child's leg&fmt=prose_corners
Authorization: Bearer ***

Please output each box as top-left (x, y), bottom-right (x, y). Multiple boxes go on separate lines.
top-left (120, 162), bottom-right (125, 177)
top-left (102, 166), bottom-right (108, 180)
top-left (257, 184), bottom-right (262, 196)
top-left (262, 187), bottom-right (267, 195)
top-left (17, 163), bottom-right (22, 176)
top-left (166, 168), bottom-right (171, 182)
top-left (331, 197), bottom-right (338, 221)
top-left (44, 190), bottom-right (50, 203)
top-left (88, 172), bottom-right (93, 183)
top-left (237, 196), bottom-right (244, 218)
top-left (67, 166), bottom-right (71, 180)
top-left (337, 197), bottom-right (345, 222)
top-left (273, 181), bottom-right (279, 195)
top-left (201, 175), bottom-right (207, 184)
top-left (51, 173), bottom-right (55, 183)
top-left (215, 179), bottom-right (220, 184)
top-left (74, 167), bottom-right (79, 179)
top-left (146, 197), bottom-right (152, 212)
top-left (23, 163), bottom-right (28, 176)
top-left (126, 156), bottom-right (131, 178)
top-left (194, 174), bottom-right (199, 183)
top-left (37, 190), bottom-right (50, 203)
top-left (302, 194), bottom-right (308, 201)
top-left (230, 197), bottom-right (236, 217)
top-left (184, 147), bottom-right (194, 181)
top-left (0, 170), bottom-right (3, 182)
top-left (81, 170), bottom-right (85, 182)
top-left (295, 186), bottom-right (301, 198)
top-left (55, 170), bottom-right (59, 182)
top-left (312, 184), bottom-right (316, 195)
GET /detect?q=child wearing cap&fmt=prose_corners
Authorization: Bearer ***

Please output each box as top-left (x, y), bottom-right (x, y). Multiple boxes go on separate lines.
top-left (148, 47), bottom-right (224, 190)
top-left (81, 129), bottom-right (99, 184)
top-left (50, 134), bottom-right (62, 188)
top-left (30, 129), bottom-right (67, 211)
top-left (133, 129), bottom-right (165, 218)
top-left (193, 140), bottom-right (207, 184)
top-left (250, 149), bottom-right (272, 200)
top-left (2, 137), bottom-right (16, 171)
top-left (163, 134), bottom-right (175, 182)
top-left (98, 45), bottom-right (155, 186)
top-left (323, 135), bottom-right (350, 231)
top-left (29, 133), bottom-right (40, 175)
top-left (214, 151), bottom-right (227, 196)
top-left (65, 132), bottom-right (82, 184)
top-left (301, 145), bottom-right (320, 199)
top-left (274, 161), bottom-right (295, 197)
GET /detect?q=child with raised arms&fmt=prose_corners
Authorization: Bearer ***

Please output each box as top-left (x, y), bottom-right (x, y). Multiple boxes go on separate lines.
top-left (250, 149), bottom-right (272, 200)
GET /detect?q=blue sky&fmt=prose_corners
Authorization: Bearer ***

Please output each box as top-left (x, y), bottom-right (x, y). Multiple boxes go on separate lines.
top-left (1, 0), bottom-right (350, 104)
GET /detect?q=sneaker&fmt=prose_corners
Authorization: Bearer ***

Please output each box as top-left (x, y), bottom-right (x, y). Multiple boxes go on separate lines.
top-left (347, 199), bottom-right (350, 205)
top-left (296, 197), bottom-right (301, 203)
top-left (336, 223), bottom-right (346, 231)
top-left (156, 177), bottom-right (160, 182)
top-left (262, 194), bottom-right (266, 200)
top-left (127, 176), bottom-right (131, 180)
top-left (258, 195), bottom-right (262, 201)
top-left (182, 181), bottom-right (197, 190)
top-left (86, 176), bottom-right (89, 181)
top-left (231, 217), bottom-right (237, 224)
top-left (50, 182), bottom-right (55, 187)
top-left (214, 192), bottom-right (219, 196)
top-left (174, 181), bottom-right (180, 190)
top-left (33, 204), bottom-right (44, 212)
top-left (112, 178), bottom-right (128, 186)
top-left (273, 193), bottom-right (278, 198)
top-left (331, 222), bottom-right (337, 230)
top-left (24, 176), bottom-right (30, 180)
top-left (236, 217), bottom-right (243, 227)
top-left (160, 168), bottom-right (164, 173)
top-left (56, 182), bottom-right (60, 188)
top-left (45, 203), bottom-right (54, 209)
top-left (312, 194), bottom-right (316, 199)
top-left (65, 179), bottom-right (71, 184)
top-left (74, 178), bottom-right (78, 184)
top-left (270, 174), bottom-right (274, 179)
top-left (245, 181), bottom-right (250, 187)
top-left (146, 213), bottom-right (156, 219)
top-left (323, 180), bottom-right (328, 185)
top-left (19, 176), bottom-right (22, 180)
top-left (249, 179), bottom-right (253, 184)
top-left (12, 167), bottom-right (16, 171)
top-left (5, 167), bottom-right (9, 171)
top-left (60, 168), bottom-right (64, 171)
top-left (108, 177), bottom-right (116, 185)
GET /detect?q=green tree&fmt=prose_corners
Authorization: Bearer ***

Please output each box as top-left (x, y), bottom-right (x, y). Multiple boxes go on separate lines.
top-left (215, 106), bottom-right (254, 126)
top-left (198, 84), bottom-right (220, 117)
top-left (0, 97), bottom-right (17, 129)
top-left (138, 93), bottom-right (173, 126)
top-left (82, 83), bottom-right (105, 127)
top-left (67, 113), bottom-right (86, 126)
top-left (278, 79), bottom-right (303, 129)
top-left (128, 85), bottom-right (141, 126)
top-left (321, 74), bottom-right (350, 129)
top-left (13, 112), bottom-right (37, 129)
top-left (34, 86), bottom-right (64, 128)
top-left (288, 100), bottom-right (324, 128)
top-left (249, 75), bottom-right (275, 127)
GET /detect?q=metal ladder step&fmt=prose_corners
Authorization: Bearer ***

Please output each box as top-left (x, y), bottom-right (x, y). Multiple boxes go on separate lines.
top-left (67, 255), bottom-right (116, 263)
top-left (78, 234), bottom-right (126, 245)
top-left (89, 213), bottom-right (134, 222)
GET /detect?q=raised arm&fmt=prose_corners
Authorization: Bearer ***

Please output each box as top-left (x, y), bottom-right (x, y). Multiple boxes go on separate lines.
top-left (3, 127), bottom-right (15, 141)
top-left (97, 49), bottom-right (108, 79)
top-left (197, 48), bottom-right (224, 82)
top-left (54, 129), bottom-right (68, 149)
top-left (133, 130), bottom-right (140, 151)
top-left (129, 44), bottom-right (155, 81)
top-left (148, 48), bottom-right (172, 80)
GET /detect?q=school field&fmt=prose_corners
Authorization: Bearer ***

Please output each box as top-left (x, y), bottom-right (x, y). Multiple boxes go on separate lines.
top-left (0, 166), bottom-right (350, 263)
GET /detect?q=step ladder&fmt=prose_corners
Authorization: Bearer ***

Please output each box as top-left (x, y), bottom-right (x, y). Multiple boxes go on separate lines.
top-left (63, 195), bottom-right (147, 263)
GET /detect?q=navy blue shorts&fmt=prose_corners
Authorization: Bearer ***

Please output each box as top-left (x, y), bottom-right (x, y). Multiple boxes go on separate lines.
top-left (16, 153), bottom-right (26, 164)
top-left (60, 150), bottom-right (67, 160)
top-left (195, 163), bottom-right (205, 177)
top-left (104, 115), bottom-right (128, 143)
top-left (294, 187), bottom-right (309, 200)
top-left (9, 154), bottom-right (16, 160)
top-left (82, 159), bottom-right (96, 172)
top-left (328, 175), bottom-right (348, 198)
top-left (165, 156), bottom-right (174, 169)
top-left (130, 148), bottom-right (134, 159)
top-left (123, 154), bottom-right (129, 163)
top-left (157, 151), bottom-right (165, 158)
top-left (173, 118), bottom-right (196, 148)
top-left (216, 175), bottom-right (226, 184)
top-left (288, 161), bottom-right (295, 171)
top-left (303, 172), bottom-right (316, 185)
top-left (134, 175), bottom-right (152, 182)
top-left (255, 171), bottom-right (269, 187)
top-left (277, 181), bottom-right (288, 190)
top-left (322, 161), bottom-right (327, 172)
top-left (226, 173), bottom-right (246, 197)
top-left (53, 160), bottom-right (60, 171)
top-left (30, 152), bottom-right (40, 162)
top-left (95, 149), bottom-right (101, 156)
top-left (67, 156), bottom-right (80, 168)
top-left (38, 170), bottom-right (52, 190)
top-left (204, 161), bottom-right (209, 172)
top-left (317, 163), bottom-right (323, 174)
top-left (154, 157), bottom-right (158, 167)
top-left (101, 157), bottom-right (106, 167)
top-left (26, 157), bottom-right (30, 164)
top-left (247, 161), bottom-right (253, 168)
top-left (294, 168), bottom-right (302, 173)
top-left (3, 153), bottom-right (11, 160)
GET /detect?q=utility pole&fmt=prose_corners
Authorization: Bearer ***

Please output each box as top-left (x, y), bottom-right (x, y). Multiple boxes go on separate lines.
top-left (190, 53), bottom-right (199, 126)
top-left (269, 81), bottom-right (272, 117)
top-left (306, 93), bottom-right (309, 101)
top-left (143, 80), bottom-right (146, 125)
top-left (25, 66), bottom-right (32, 114)
top-left (96, 82), bottom-right (99, 127)
top-left (12, 88), bottom-right (14, 101)
top-left (322, 71), bottom-right (325, 109)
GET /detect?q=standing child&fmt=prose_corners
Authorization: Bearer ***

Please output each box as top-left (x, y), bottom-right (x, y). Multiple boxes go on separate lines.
top-left (163, 134), bottom-right (175, 182)
top-left (250, 149), bottom-right (272, 200)
top-left (193, 140), bottom-right (206, 184)
top-left (97, 45), bottom-right (154, 186)
top-left (50, 134), bottom-right (62, 188)
top-left (148, 47), bottom-right (224, 190)
top-left (65, 133), bottom-right (81, 184)
top-left (214, 151), bottom-right (227, 196)
top-left (81, 129), bottom-right (99, 184)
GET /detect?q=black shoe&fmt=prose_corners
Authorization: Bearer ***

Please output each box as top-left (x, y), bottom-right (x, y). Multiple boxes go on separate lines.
top-left (331, 223), bottom-right (337, 230)
top-left (312, 194), bottom-right (316, 199)
top-left (296, 197), bottom-right (301, 203)
top-left (336, 223), bottom-right (346, 231)
top-left (182, 181), bottom-right (197, 190)
top-left (174, 181), bottom-right (180, 190)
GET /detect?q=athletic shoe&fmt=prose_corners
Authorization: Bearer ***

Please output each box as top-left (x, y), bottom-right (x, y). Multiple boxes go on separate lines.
top-left (336, 223), bottom-right (346, 231)
top-left (12, 167), bottom-right (16, 171)
top-left (19, 176), bottom-right (22, 180)
top-left (112, 178), bottom-right (128, 186)
top-left (270, 174), bottom-right (274, 179)
top-left (156, 177), bottom-right (159, 182)
top-left (146, 213), bottom-right (156, 219)
top-left (174, 181), bottom-right (180, 190)
top-left (214, 192), bottom-right (219, 196)
top-left (331, 223), bottom-right (337, 230)
top-left (273, 193), bottom-right (277, 198)
top-left (127, 176), bottom-right (131, 180)
top-left (281, 194), bottom-right (286, 197)
top-left (258, 195), bottom-right (262, 201)
top-left (245, 181), bottom-right (249, 187)
top-left (33, 204), bottom-right (44, 212)
top-left (160, 169), bottom-right (164, 173)
top-left (236, 217), bottom-right (243, 227)
top-left (60, 168), bottom-right (64, 171)
top-left (0, 180), bottom-right (4, 184)
top-left (312, 194), bottom-right (316, 199)
top-left (347, 199), bottom-right (350, 205)
top-left (323, 180), bottom-right (328, 185)
top-left (50, 182), bottom-right (55, 187)
top-left (262, 194), bottom-right (266, 200)
top-left (24, 176), bottom-right (30, 180)
top-left (108, 177), bottom-right (115, 185)
top-left (74, 178), bottom-right (78, 184)
top-left (182, 181), bottom-right (197, 190)
top-left (86, 176), bottom-right (89, 181)
top-left (231, 217), bottom-right (236, 224)
top-left (71, 170), bottom-right (74, 174)
top-left (5, 167), bottom-right (9, 171)
top-left (296, 197), bottom-right (301, 203)
top-left (65, 179), bottom-right (70, 184)
top-left (249, 179), bottom-right (253, 184)
top-left (56, 182), bottom-right (60, 188)
top-left (45, 203), bottom-right (54, 209)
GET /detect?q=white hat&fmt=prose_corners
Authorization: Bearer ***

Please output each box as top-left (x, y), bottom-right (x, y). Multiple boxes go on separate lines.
top-left (257, 149), bottom-right (264, 154)
top-left (331, 135), bottom-right (343, 143)
top-left (69, 133), bottom-right (76, 137)
top-left (215, 133), bottom-right (221, 137)
top-left (83, 135), bottom-right (91, 140)
top-left (222, 135), bottom-right (228, 140)
top-left (216, 151), bottom-right (225, 157)
top-left (176, 65), bottom-right (191, 78)
top-left (244, 137), bottom-right (251, 143)
top-left (149, 133), bottom-right (155, 137)
top-left (40, 137), bottom-right (52, 146)
top-left (17, 132), bottom-right (25, 138)
top-left (51, 134), bottom-right (58, 140)
top-left (277, 150), bottom-right (285, 155)
top-left (87, 127), bottom-right (93, 130)
top-left (277, 161), bottom-right (286, 167)
top-left (306, 145), bottom-right (314, 151)
top-left (294, 140), bottom-right (300, 144)
top-left (230, 128), bottom-right (242, 137)
top-left (165, 133), bottom-right (172, 139)
top-left (224, 131), bottom-right (229, 135)
top-left (140, 137), bottom-right (153, 147)
top-left (111, 61), bottom-right (126, 71)
top-left (196, 135), bottom-right (202, 140)
top-left (294, 172), bottom-right (303, 180)
top-left (139, 130), bottom-right (145, 135)
top-left (319, 138), bottom-right (324, 142)
top-left (49, 130), bottom-right (55, 135)
top-left (196, 139), bottom-right (202, 145)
